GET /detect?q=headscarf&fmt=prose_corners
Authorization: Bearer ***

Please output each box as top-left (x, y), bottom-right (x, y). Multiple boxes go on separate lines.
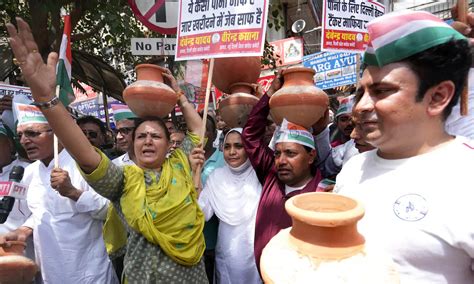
top-left (203, 128), bottom-right (262, 225)
top-left (269, 118), bottom-right (315, 150)
top-left (363, 10), bottom-right (466, 67)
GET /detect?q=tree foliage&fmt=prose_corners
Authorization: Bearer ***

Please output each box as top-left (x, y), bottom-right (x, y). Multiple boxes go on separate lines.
top-left (0, 0), bottom-right (157, 69)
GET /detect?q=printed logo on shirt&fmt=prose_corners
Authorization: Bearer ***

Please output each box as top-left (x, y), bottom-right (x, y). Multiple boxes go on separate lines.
top-left (462, 142), bottom-right (474, 150)
top-left (393, 194), bottom-right (429, 221)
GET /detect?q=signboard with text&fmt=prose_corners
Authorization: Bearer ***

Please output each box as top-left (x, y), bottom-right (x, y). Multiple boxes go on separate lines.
top-left (131, 38), bottom-right (177, 55)
top-left (0, 83), bottom-right (32, 100)
top-left (322, 0), bottom-right (385, 53)
top-left (303, 52), bottom-right (359, 90)
top-left (262, 37), bottom-right (303, 69)
top-left (129, 0), bottom-right (179, 34)
top-left (176, 0), bottom-right (269, 60)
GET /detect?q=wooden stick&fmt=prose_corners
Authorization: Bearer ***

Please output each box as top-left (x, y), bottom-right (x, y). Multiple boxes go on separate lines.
top-left (54, 85), bottom-right (60, 168)
top-left (458, 0), bottom-right (469, 116)
top-left (193, 58), bottom-right (215, 189)
top-left (458, 0), bottom-right (468, 23)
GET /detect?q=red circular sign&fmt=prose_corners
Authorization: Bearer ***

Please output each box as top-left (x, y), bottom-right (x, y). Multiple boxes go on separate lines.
top-left (128, 0), bottom-right (178, 35)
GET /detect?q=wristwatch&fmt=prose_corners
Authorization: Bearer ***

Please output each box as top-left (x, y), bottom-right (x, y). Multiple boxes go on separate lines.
top-left (32, 96), bottom-right (60, 110)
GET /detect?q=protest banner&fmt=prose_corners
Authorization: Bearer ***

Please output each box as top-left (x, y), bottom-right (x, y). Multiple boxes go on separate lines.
top-left (322, 0), bottom-right (385, 53)
top-left (175, 0), bottom-right (269, 61)
top-left (0, 83), bottom-right (32, 100)
top-left (303, 52), bottom-right (359, 90)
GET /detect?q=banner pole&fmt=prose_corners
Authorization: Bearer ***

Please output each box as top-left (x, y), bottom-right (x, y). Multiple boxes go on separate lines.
top-left (193, 58), bottom-right (215, 189)
top-left (54, 85), bottom-right (60, 168)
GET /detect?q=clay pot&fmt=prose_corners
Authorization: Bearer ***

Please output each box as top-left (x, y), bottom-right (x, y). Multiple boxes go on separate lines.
top-left (0, 255), bottom-right (38, 284)
top-left (123, 64), bottom-right (177, 118)
top-left (212, 57), bottom-right (261, 93)
top-left (219, 83), bottom-right (259, 128)
top-left (285, 192), bottom-right (365, 260)
top-left (269, 67), bottom-right (328, 128)
top-left (0, 241), bottom-right (26, 256)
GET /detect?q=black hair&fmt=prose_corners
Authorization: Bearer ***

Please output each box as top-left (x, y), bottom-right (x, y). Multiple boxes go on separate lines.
top-left (132, 117), bottom-right (170, 141)
top-left (76, 116), bottom-right (107, 134)
top-left (402, 39), bottom-right (471, 119)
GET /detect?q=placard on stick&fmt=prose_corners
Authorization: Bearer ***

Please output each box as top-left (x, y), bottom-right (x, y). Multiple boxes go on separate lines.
top-left (175, 0), bottom-right (269, 61)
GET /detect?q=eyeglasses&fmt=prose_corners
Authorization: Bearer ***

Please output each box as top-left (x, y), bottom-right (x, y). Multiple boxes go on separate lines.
top-left (17, 129), bottom-right (53, 140)
top-left (338, 116), bottom-right (352, 123)
top-left (171, 140), bottom-right (182, 147)
top-left (82, 130), bottom-right (99, 139)
top-left (115, 127), bottom-right (134, 136)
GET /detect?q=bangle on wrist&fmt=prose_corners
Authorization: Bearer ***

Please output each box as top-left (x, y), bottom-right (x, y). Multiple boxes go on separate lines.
top-left (33, 96), bottom-right (60, 110)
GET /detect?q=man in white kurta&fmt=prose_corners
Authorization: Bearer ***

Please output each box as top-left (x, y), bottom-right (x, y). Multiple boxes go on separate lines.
top-left (23, 149), bottom-right (117, 283)
top-left (0, 122), bottom-right (31, 235)
top-left (6, 102), bottom-right (118, 283)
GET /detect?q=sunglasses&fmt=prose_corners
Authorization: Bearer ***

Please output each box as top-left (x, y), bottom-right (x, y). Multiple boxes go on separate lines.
top-left (82, 130), bottom-right (99, 139)
top-left (115, 127), bottom-right (134, 135)
top-left (17, 129), bottom-right (53, 140)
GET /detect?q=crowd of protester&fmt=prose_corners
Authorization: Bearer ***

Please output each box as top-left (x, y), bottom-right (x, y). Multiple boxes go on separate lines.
top-left (1, 7), bottom-right (474, 284)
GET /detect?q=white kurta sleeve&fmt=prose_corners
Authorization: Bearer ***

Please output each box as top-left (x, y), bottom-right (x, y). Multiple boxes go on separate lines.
top-left (198, 187), bottom-right (214, 222)
top-left (75, 189), bottom-right (109, 220)
top-left (21, 214), bottom-right (35, 229)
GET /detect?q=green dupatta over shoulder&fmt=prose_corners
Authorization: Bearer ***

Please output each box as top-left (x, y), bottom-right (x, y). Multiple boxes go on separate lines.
top-left (84, 136), bottom-right (205, 266)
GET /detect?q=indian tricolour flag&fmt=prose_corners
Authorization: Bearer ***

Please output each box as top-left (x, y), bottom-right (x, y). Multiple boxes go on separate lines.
top-left (56, 14), bottom-right (74, 106)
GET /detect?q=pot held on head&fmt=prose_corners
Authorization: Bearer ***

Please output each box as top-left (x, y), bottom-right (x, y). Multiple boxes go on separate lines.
top-left (260, 192), bottom-right (399, 284)
top-left (218, 82), bottom-right (259, 128)
top-left (269, 67), bottom-right (328, 128)
top-left (212, 56), bottom-right (261, 94)
top-left (123, 64), bottom-right (177, 118)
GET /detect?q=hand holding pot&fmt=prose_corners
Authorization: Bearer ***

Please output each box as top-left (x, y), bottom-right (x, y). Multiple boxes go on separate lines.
top-left (6, 18), bottom-right (57, 103)
top-left (267, 70), bottom-right (284, 97)
top-left (450, 5), bottom-right (474, 44)
top-left (161, 68), bottom-right (180, 93)
top-left (311, 108), bottom-right (330, 135)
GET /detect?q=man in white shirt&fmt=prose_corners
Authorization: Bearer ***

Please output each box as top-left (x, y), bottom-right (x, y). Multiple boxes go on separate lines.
top-left (111, 104), bottom-right (137, 166)
top-left (335, 11), bottom-right (474, 283)
top-left (1, 103), bottom-right (118, 283)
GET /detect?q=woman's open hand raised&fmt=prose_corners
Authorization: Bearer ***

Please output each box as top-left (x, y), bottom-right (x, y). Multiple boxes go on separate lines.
top-left (6, 18), bottom-right (57, 102)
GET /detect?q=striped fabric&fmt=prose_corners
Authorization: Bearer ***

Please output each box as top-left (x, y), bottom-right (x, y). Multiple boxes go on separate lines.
top-left (363, 11), bottom-right (467, 66)
top-left (111, 103), bottom-right (137, 122)
top-left (271, 118), bottom-right (315, 150)
top-left (13, 102), bottom-right (48, 126)
top-left (0, 122), bottom-right (7, 137)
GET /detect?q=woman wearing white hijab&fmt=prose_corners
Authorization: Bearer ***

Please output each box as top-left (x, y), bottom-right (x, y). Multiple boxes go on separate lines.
top-left (198, 128), bottom-right (262, 283)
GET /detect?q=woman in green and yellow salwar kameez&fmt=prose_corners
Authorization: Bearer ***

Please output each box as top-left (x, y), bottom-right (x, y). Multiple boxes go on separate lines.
top-left (6, 19), bottom-right (208, 282)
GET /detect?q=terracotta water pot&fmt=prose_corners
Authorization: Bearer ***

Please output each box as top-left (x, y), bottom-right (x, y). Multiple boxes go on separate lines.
top-left (0, 255), bottom-right (38, 284)
top-left (269, 67), bottom-right (328, 128)
top-left (212, 57), bottom-right (261, 93)
top-left (219, 83), bottom-right (259, 128)
top-left (0, 241), bottom-right (26, 256)
top-left (123, 64), bottom-right (177, 118)
top-left (284, 192), bottom-right (365, 260)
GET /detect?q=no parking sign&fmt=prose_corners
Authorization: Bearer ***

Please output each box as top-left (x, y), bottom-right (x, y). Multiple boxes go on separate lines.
top-left (129, 0), bottom-right (178, 34)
